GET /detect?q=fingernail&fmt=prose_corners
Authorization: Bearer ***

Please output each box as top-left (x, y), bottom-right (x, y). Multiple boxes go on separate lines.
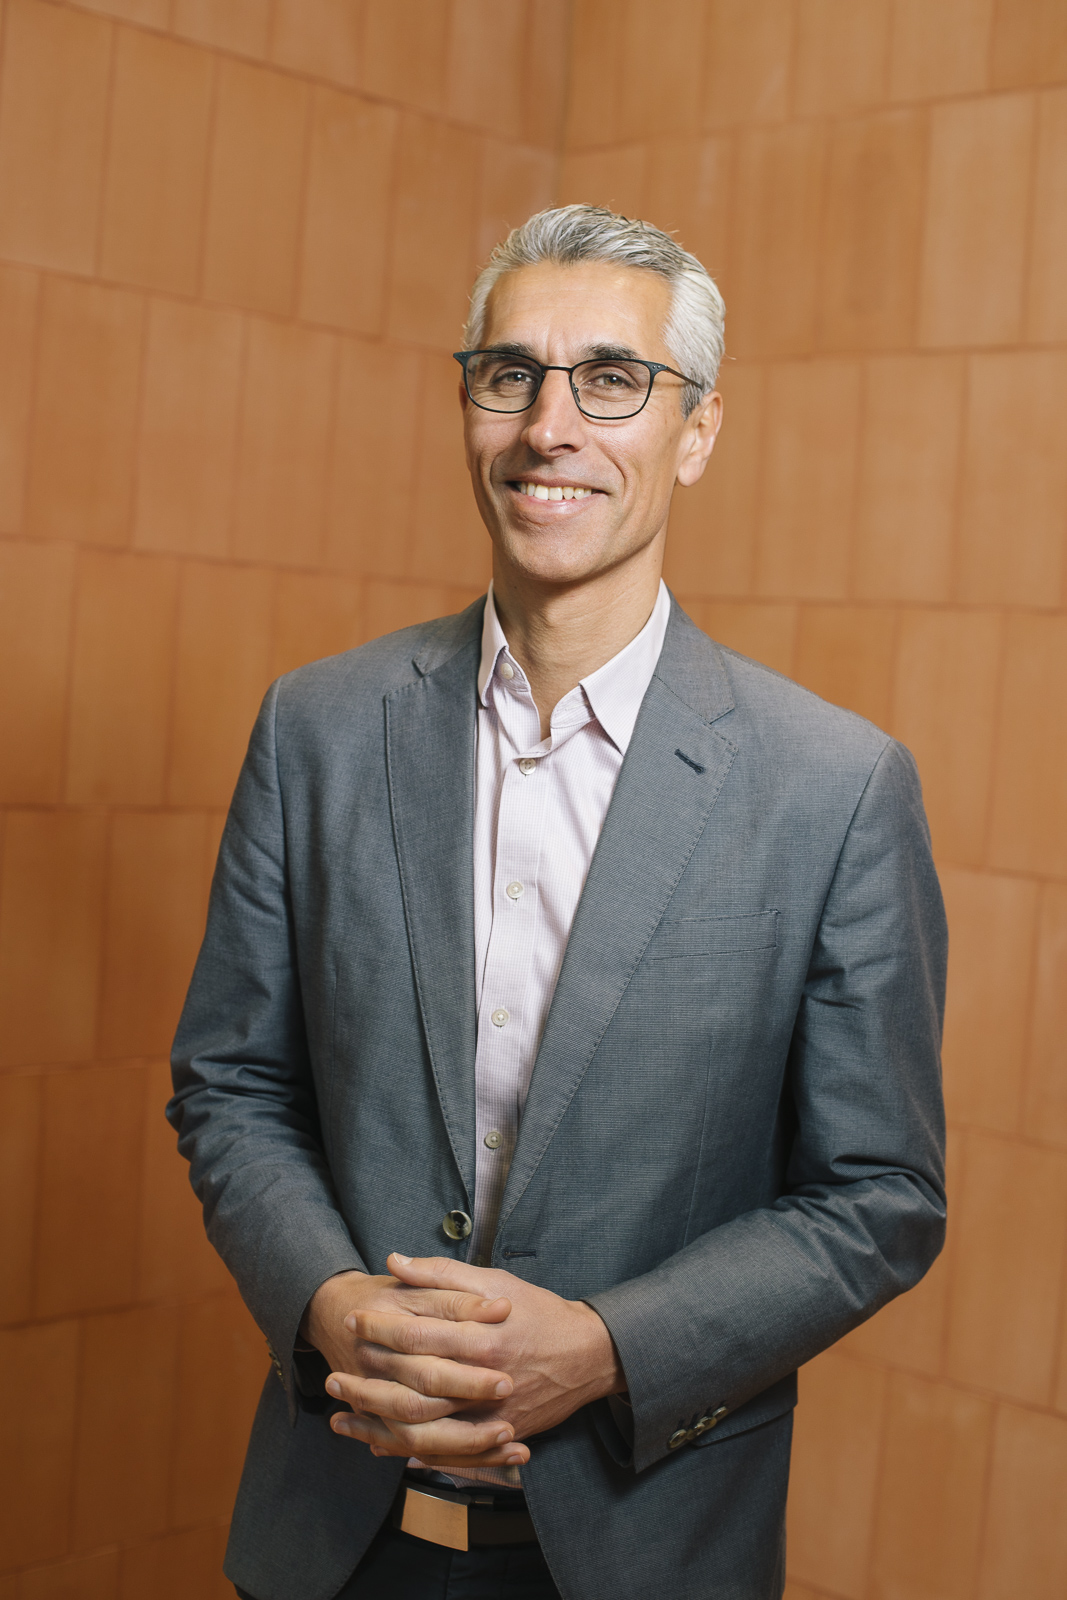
top-left (494, 1380), bottom-right (511, 1397)
top-left (495, 1430), bottom-right (511, 1445)
top-left (392, 1253), bottom-right (412, 1265)
top-left (506, 1454), bottom-right (524, 1465)
top-left (480, 1297), bottom-right (500, 1309)
top-left (344, 1314), bottom-right (357, 1331)
top-left (325, 1378), bottom-right (341, 1397)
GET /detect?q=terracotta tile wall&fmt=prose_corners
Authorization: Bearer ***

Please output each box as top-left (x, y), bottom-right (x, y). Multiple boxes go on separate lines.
top-left (0, 0), bottom-right (563, 1589)
top-left (560, 2), bottom-right (1067, 1596)
top-left (2, 2), bottom-right (1066, 1595)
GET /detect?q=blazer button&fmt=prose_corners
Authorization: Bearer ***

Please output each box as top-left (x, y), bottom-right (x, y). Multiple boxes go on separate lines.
top-left (667, 1428), bottom-right (689, 1450)
top-left (443, 1210), bottom-right (473, 1240)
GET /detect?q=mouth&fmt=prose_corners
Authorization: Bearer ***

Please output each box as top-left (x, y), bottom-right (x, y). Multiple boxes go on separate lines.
top-left (510, 481), bottom-right (600, 502)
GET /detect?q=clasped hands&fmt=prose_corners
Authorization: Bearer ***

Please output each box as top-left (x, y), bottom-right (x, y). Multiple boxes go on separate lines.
top-left (301, 1253), bottom-right (625, 1470)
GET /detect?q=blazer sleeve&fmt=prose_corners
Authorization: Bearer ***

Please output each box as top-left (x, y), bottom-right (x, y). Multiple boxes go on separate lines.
top-left (168, 680), bottom-right (365, 1417)
top-left (586, 737), bottom-right (948, 1473)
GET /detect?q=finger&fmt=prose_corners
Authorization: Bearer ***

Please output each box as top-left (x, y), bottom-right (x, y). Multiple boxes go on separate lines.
top-left (332, 1408), bottom-right (517, 1460)
top-left (347, 1347), bottom-right (513, 1402)
top-left (417, 1445), bottom-right (530, 1469)
top-left (324, 1374), bottom-right (456, 1424)
top-left (350, 1309), bottom-right (499, 1365)
top-left (388, 1254), bottom-right (511, 1306)
top-left (384, 1283), bottom-right (512, 1325)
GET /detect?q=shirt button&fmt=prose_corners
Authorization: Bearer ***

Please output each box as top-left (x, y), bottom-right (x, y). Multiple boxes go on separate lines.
top-left (499, 661), bottom-right (515, 680)
top-left (484, 1130), bottom-right (503, 1149)
top-left (518, 758), bottom-right (537, 775)
top-left (491, 1007), bottom-right (510, 1028)
top-left (506, 881), bottom-right (524, 900)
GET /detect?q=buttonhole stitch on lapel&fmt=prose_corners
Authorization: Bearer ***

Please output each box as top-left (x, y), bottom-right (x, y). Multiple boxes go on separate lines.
top-left (501, 1249), bottom-right (537, 1259)
top-left (675, 749), bottom-right (706, 774)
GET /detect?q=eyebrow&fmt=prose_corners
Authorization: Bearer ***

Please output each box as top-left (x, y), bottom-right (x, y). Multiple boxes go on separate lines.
top-left (483, 341), bottom-right (644, 362)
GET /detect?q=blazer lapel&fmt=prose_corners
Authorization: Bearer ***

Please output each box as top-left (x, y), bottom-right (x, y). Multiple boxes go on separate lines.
top-left (496, 602), bottom-right (738, 1231)
top-left (385, 610), bottom-right (483, 1202)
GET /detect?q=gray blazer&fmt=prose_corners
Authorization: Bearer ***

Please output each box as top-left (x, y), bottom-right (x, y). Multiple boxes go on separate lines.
top-left (169, 596), bottom-right (947, 1600)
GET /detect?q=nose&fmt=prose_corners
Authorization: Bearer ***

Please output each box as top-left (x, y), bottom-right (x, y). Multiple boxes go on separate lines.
top-left (520, 369), bottom-right (587, 455)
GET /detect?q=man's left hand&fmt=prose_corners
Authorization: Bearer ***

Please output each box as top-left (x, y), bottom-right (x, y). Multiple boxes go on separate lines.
top-left (325, 1253), bottom-right (625, 1467)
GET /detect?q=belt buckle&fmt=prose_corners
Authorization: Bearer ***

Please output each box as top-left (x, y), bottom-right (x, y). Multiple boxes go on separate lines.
top-left (397, 1486), bottom-right (469, 1552)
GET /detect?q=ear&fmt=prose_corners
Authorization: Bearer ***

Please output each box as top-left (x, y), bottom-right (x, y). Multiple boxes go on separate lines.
top-left (675, 390), bottom-right (723, 489)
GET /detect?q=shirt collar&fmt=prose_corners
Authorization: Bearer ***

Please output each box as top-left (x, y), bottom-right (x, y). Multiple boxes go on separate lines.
top-left (477, 580), bottom-right (671, 756)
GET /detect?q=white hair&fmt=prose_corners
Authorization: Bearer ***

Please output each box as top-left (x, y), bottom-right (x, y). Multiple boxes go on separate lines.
top-left (464, 204), bottom-right (725, 416)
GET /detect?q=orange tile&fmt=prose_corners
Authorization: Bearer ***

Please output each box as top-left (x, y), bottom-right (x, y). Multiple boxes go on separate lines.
top-left (65, 551), bottom-right (179, 807)
top-left (701, 0), bottom-right (794, 129)
top-left (0, 539), bottom-right (76, 805)
top-left (119, 1524), bottom-right (231, 1600)
top-left (889, 608), bottom-right (1002, 864)
top-left (1027, 89), bottom-right (1067, 343)
top-left (844, 1127), bottom-right (962, 1377)
top-left (446, 0), bottom-right (527, 141)
top-left (298, 89), bottom-right (397, 335)
top-left (34, 1065), bottom-right (144, 1316)
top-left (0, 1321), bottom-right (79, 1568)
top-left (172, 0), bottom-right (272, 56)
top-left (988, 614), bottom-right (1067, 879)
top-left (946, 1131), bottom-right (1067, 1404)
top-left (1024, 884), bottom-right (1067, 1151)
top-left (167, 561), bottom-right (275, 808)
top-left (136, 1060), bottom-right (231, 1302)
top-left (642, 135), bottom-right (732, 282)
top-left (782, 1586), bottom-right (829, 1600)
top-left (0, 262), bottom-right (39, 534)
top-left (853, 354), bottom-right (964, 603)
top-left (918, 94), bottom-right (1035, 349)
top-left (202, 59), bottom-right (309, 316)
top-left (889, 0), bottom-right (993, 99)
top-left (232, 319), bottom-right (336, 567)
top-left (25, 278), bottom-right (144, 546)
top-left (77, 0), bottom-right (167, 20)
top-left (71, 1306), bottom-right (179, 1551)
top-left (693, 601), bottom-right (798, 676)
top-left (385, 114), bottom-right (482, 348)
top-left (755, 361), bottom-right (861, 599)
top-left (271, 571), bottom-right (361, 678)
top-left (557, 145), bottom-right (648, 218)
top-left (938, 867), bottom-right (1039, 1134)
top-left (97, 812), bottom-right (213, 1059)
top-left (324, 337), bottom-right (420, 577)
top-left (408, 352), bottom-right (491, 588)
top-left (730, 123), bottom-right (827, 359)
top-left (0, 1073), bottom-right (41, 1326)
top-left (360, 579), bottom-right (482, 644)
top-left (564, 0), bottom-right (626, 148)
top-left (0, 810), bottom-right (107, 1069)
top-left (360, 0), bottom-right (450, 116)
top-left (664, 361), bottom-right (763, 600)
top-left (794, 604), bottom-right (897, 727)
top-left (979, 1404), bottom-right (1067, 1600)
top-left (990, 0), bottom-right (1067, 89)
top-left (475, 139), bottom-right (556, 276)
top-left (793, 0), bottom-right (893, 116)
top-left (958, 351), bottom-right (1067, 607)
top-left (787, 1349), bottom-right (887, 1597)
top-left (271, 0), bottom-right (361, 87)
top-left (169, 1294), bottom-right (268, 1527)
top-left (817, 108), bottom-right (926, 352)
top-left (869, 1372), bottom-right (992, 1600)
top-left (614, 0), bottom-right (705, 142)
top-left (0, 0), bottom-right (111, 273)
top-left (99, 28), bottom-right (212, 296)
top-left (132, 299), bottom-right (244, 560)
top-left (521, 0), bottom-right (570, 149)
top-left (20, 1550), bottom-right (120, 1600)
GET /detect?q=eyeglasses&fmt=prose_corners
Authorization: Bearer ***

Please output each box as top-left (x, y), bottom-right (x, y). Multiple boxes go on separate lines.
top-left (453, 349), bottom-right (700, 420)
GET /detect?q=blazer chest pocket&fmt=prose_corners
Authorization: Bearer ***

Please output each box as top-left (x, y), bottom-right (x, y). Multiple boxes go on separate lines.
top-left (647, 909), bottom-right (779, 959)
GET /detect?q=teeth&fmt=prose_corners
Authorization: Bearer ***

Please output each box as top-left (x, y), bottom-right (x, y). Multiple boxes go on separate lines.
top-left (518, 482), bottom-right (593, 500)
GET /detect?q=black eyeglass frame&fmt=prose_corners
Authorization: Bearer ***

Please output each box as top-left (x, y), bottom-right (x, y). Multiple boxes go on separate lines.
top-left (453, 349), bottom-right (701, 420)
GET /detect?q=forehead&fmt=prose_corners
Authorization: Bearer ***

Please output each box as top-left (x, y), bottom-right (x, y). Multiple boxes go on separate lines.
top-left (481, 260), bottom-right (673, 358)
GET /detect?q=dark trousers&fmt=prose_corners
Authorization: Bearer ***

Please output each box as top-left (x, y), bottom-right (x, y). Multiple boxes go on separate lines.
top-left (235, 1521), bottom-right (562, 1600)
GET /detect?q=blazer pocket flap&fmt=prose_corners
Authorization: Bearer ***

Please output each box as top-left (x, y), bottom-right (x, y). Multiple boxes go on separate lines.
top-left (648, 910), bottom-right (779, 959)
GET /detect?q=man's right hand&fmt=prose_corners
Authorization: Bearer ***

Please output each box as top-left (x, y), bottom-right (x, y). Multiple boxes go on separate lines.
top-left (299, 1269), bottom-right (530, 1467)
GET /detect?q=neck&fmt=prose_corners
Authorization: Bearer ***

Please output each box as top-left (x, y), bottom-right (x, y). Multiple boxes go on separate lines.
top-left (491, 552), bottom-right (664, 740)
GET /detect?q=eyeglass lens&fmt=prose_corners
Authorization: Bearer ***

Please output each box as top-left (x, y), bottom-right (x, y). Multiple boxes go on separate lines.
top-left (464, 353), bottom-right (654, 417)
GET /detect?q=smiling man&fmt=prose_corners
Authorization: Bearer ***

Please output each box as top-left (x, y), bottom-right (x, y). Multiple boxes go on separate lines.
top-left (170, 207), bottom-right (947, 1600)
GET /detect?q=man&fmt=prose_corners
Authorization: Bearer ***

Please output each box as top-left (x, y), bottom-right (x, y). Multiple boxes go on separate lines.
top-left (170, 205), bottom-right (947, 1600)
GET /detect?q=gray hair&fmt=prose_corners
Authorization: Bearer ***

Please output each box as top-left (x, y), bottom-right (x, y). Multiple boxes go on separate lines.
top-left (464, 204), bottom-right (725, 416)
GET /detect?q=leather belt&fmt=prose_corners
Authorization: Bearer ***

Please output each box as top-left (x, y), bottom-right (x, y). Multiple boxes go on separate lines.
top-left (391, 1477), bottom-right (537, 1551)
